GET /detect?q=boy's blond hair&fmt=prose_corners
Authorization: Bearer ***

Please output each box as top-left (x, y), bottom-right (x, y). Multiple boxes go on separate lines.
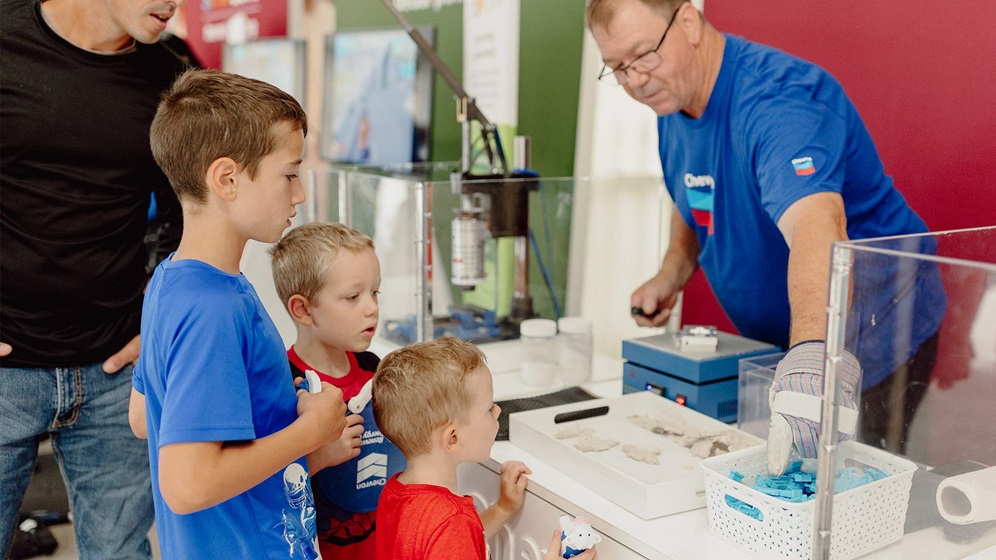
top-left (373, 338), bottom-right (487, 457)
top-left (269, 222), bottom-right (375, 310)
top-left (150, 69), bottom-right (308, 204)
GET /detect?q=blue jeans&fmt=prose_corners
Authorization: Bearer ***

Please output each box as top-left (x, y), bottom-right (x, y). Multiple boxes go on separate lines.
top-left (0, 364), bottom-right (154, 559)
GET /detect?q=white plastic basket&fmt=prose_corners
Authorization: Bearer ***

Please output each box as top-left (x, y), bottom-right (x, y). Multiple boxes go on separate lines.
top-left (701, 441), bottom-right (916, 560)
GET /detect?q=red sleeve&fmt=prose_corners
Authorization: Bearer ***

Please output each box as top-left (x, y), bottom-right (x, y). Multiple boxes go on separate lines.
top-left (424, 512), bottom-right (487, 560)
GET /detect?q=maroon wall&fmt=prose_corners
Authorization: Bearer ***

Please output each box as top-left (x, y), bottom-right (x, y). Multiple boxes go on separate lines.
top-left (681, 1), bottom-right (996, 338)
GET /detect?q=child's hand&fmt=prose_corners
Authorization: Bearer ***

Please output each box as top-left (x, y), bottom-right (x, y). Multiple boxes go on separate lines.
top-left (543, 530), bottom-right (598, 560)
top-left (317, 414), bottom-right (365, 468)
top-left (496, 461), bottom-right (532, 516)
top-left (481, 461), bottom-right (533, 540)
top-left (295, 379), bottom-right (348, 449)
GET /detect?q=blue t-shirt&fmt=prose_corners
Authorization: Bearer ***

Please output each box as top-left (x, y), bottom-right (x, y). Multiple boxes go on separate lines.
top-left (658, 35), bottom-right (944, 388)
top-left (134, 257), bottom-right (320, 559)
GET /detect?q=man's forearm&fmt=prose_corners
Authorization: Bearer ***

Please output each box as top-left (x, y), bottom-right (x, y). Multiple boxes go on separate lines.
top-left (779, 193), bottom-right (849, 346)
top-left (660, 206), bottom-right (699, 287)
top-left (785, 227), bottom-right (849, 344)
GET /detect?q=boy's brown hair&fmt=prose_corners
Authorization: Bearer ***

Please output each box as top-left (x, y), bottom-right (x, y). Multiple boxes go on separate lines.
top-left (150, 69), bottom-right (308, 204)
top-left (269, 222), bottom-right (375, 310)
top-left (373, 337), bottom-right (487, 457)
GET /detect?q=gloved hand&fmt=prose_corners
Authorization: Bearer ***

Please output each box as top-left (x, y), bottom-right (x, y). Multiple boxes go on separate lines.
top-left (766, 341), bottom-right (861, 475)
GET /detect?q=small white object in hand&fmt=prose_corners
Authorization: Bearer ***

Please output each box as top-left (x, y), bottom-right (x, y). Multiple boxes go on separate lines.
top-left (559, 515), bottom-right (601, 558)
top-left (348, 379), bottom-right (373, 414)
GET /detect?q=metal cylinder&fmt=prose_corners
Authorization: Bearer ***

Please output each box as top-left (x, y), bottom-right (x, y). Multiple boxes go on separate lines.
top-left (451, 214), bottom-right (487, 288)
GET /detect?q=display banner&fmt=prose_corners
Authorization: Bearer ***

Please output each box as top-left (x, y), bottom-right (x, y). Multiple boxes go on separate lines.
top-left (184, 0), bottom-right (289, 69)
top-left (463, 0), bottom-right (518, 131)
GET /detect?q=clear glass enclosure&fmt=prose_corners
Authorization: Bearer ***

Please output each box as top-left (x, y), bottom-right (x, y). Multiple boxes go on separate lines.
top-left (312, 162), bottom-right (576, 347)
top-left (818, 226), bottom-right (996, 558)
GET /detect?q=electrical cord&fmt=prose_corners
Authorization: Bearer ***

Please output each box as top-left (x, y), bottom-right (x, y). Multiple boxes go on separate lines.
top-left (529, 227), bottom-right (562, 319)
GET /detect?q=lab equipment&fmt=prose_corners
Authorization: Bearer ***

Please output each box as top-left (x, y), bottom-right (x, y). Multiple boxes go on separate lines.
top-left (450, 207), bottom-right (488, 287)
top-left (622, 330), bottom-right (781, 422)
top-left (382, 0), bottom-right (541, 325)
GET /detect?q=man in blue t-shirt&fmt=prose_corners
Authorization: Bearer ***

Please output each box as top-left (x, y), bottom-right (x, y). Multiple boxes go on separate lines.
top-left (586, 0), bottom-right (944, 474)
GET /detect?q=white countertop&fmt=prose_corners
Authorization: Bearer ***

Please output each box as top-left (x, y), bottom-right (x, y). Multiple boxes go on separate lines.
top-left (483, 348), bottom-right (996, 560)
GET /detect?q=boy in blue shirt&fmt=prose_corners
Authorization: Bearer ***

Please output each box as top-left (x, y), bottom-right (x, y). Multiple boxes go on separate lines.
top-left (129, 69), bottom-right (349, 559)
top-left (270, 222), bottom-right (406, 559)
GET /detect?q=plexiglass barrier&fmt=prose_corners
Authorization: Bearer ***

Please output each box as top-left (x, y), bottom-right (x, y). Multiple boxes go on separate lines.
top-left (816, 226), bottom-right (996, 559)
top-left (299, 161), bottom-right (668, 359)
top-left (304, 162), bottom-right (575, 345)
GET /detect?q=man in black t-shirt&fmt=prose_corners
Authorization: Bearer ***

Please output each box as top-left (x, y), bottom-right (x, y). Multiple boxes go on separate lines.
top-left (0, 0), bottom-right (191, 557)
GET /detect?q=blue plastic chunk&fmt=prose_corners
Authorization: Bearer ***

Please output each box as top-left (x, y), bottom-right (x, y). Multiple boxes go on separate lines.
top-left (735, 465), bottom-right (889, 503)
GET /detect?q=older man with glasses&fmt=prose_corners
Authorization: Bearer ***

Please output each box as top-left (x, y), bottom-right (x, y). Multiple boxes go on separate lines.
top-left (587, 0), bottom-right (944, 475)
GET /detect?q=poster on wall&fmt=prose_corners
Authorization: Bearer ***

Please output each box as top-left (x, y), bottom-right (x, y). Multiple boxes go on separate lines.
top-left (463, 0), bottom-right (519, 137)
top-left (184, 0), bottom-right (289, 69)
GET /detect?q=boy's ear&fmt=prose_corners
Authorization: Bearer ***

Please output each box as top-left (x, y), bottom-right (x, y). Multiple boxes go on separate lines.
top-left (440, 422), bottom-right (461, 455)
top-left (206, 157), bottom-right (240, 201)
top-left (287, 294), bottom-right (313, 326)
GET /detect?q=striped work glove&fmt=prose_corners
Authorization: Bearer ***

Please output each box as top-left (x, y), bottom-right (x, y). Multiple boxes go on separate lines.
top-left (766, 341), bottom-right (862, 475)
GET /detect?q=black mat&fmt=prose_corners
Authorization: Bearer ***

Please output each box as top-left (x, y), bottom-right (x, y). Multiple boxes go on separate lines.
top-left (496, 386), bottom-right (598, 441)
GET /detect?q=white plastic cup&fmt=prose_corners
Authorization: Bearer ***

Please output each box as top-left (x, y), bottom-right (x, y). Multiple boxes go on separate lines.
top-left (519, 319), bottom-right (558, 387)
top-left (557, 317), bottom-right (593, 385)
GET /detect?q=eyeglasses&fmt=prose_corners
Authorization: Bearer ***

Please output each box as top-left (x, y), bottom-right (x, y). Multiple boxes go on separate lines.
top-left (598, 2), bottom-right (686, 86)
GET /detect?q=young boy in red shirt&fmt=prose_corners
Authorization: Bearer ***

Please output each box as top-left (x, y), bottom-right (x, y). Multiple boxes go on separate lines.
top-left (373, 337), bottom-right (598, 559)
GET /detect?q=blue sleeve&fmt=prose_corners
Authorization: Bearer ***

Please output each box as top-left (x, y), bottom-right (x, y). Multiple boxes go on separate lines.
top-left (748, 89), bottom-right (849, 224)
top-left (133, 364), bottom-right (145, 394)
top-left (159, 293), bottom-right (257, 446)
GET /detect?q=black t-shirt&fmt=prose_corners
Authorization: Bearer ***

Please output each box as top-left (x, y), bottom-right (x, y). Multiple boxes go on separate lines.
top-left (0, 0), bottom-right (190, 367)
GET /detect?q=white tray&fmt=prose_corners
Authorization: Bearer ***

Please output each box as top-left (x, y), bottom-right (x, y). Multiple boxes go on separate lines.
top-left (508, 391), bottom-right (763, 519)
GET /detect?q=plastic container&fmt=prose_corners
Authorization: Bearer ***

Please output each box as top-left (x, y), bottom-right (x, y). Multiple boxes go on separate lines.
top-left (557, 317), bottom-right (593, 385)
top-left (736, 352), bottom-right (784, 440)
top-left (701, 441), bottom-right (915, 560)
top-left (519, 319), bottom-right (558, 387)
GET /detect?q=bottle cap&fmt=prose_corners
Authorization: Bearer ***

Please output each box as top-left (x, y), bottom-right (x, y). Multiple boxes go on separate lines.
top-left (557, 317), bottom-right (592, 334)
top-left (520, 318), bottom-right (557, 338)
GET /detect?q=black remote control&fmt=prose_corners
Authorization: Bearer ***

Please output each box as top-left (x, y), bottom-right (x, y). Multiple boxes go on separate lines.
top-left (554, 406), bottom-right (610, 424)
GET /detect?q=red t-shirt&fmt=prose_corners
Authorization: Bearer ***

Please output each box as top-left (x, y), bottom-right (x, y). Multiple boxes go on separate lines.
top-left (376, 475), bottom-right (487, 560)
top-left (289, 346), bottom-right (373, 401)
